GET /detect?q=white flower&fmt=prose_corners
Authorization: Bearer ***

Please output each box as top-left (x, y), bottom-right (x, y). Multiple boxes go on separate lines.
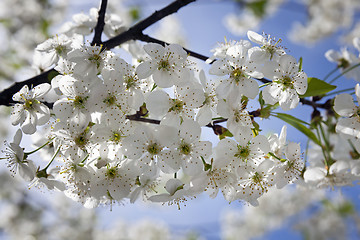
top-left (262, 54), bottom-right (308, 110)
top-left (35, 34), bottom-right (75, 66)
top-left (109, 57), bottom-right (147, 109)
top-left (333, 84), bottom-right (360, 139)
top-left (11, 84), bottom-right (51, 134)
top-left (206, 39), bottom-right (238, 63)
top-left (235, 160), bottom-right (275, 206)
top-left (148, 178), bottom-right (196, 209)
top-left (53, 75), bottom-right (95, 126)
top-left (215, 129), bottom-right (270, 172)
top-left (62, 8), bottom-right (97, 36)
top-left (195, 70), bottom-right (218, 126)
top-left (268, 125), bottom-right (287, 158)
top-left (190, 159), bottom-right (237, 199)
top-left (247, 30), bottom-right (285, 62)
top-left (136, 43), bottom-right (190, 88)
top-left (52, 122), bottom-right (94, 157)
top-left (68, 44), bottom-right (109, 77)
top-left (273, 142), bottom-right (304, 189)
top-left (209, 41), bottom-right (263, 99)
top-left (165, 119), bottom-right (212, 176)
top-left (90, 160), bottom-right (138, 201)
top-left (1, 129), bottom-right (35, 181)
top-left (304, 160), bottom-right (355, 188)
top-left (145, 90), bottom-right (196, 127)
top-left (30, 167), bottom-right (66, 191)
top-left (129, 175), bottom-right (159, 204)
top-left (325, 38), bottom-right (360, 82)
top-left (216, 91), bottom-right (253, 134)
top-left (122, 125), bottom-right (178, 176)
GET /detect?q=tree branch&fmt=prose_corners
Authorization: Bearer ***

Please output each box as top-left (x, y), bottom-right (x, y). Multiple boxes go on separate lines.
top-left (126, 115), bottom-right (161, 125)
top-left (91, 0), bottom-right (108, 46)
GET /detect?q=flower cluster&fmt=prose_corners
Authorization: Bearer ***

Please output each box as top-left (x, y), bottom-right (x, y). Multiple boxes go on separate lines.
top-left (2, 5), bottom-right (360, 209)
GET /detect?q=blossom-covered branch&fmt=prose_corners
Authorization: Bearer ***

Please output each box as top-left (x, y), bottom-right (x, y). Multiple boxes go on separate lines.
top-left (0, 0), bottom-right (197, 107)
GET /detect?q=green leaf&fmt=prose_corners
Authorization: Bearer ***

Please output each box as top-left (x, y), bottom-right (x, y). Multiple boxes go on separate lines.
top-left (219, 129), bottom-right (233, 140)
top-left (150, 83), bottom-right (157, 92)
top-left (298, 57), bottom-right (303, 72)
top-left (300, 77), bottom-right (336, 98)
top-left (246, 0), bottom-right (267, 18)
top-left (258, 91), bottom-right (265, 106)
top-left (273, 113), bottom-right (321, 146)
top-left (47, 70), bottom-right (59, 82)
top-left (129, 7), bottom-right (140, 21)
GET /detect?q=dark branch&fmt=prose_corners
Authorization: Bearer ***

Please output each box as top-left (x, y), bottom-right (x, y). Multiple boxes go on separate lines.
top-left (257, 78), bottom-right (271, 84)
top-left (300, 98), bottom-right (333, 110)
top-left (126, 115), bottom-right (161, 125)
top-left (137, 34), bottom-right (209, 62)
top-left (91, 0), bottom-right (108, 46)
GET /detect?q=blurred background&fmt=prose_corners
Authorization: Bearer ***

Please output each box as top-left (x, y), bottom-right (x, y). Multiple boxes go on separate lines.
top-left (0, 0), bottom-right (360, 239)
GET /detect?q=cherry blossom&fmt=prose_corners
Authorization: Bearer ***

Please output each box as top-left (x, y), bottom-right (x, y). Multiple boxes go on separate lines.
top-left (11, 83), bottom-right (51, 134)
top-left (136, 43), bottom-right (190, 88)
top-left (333, 84), bottom-right (360, 139)
top-left (262, 54), bottom-right (308, 110)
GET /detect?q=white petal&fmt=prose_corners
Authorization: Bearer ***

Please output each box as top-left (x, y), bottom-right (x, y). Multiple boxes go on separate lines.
top-left (11, 105), bottom-right (25, 126)
top-left (252, 135), bottom-right (270, 154)
top-left (209, 59), bottom-right (229, 76)
top-left (239, 78), bottom-right (259, 99)
top-left (182, 157), bottom-right (202, 176)
top-left (293, 72), bottom-right (308, 95)
top-left (334, 93), bottom-right (356, 117)
top-left (262, 85), bottom-right (280, 105)
top-left (146, 90), bottom-right (171, 117)
top-left (164, 178), bottom-right (183, 195)
top-left (285, 142), bottom-right (301, 160)
top-left (247, 31), bottom-right (264, 44)
top-left (35, 104), bottom-right (50, 125)
top-left (21, 111), bottom-right (37, 134)
top-left (152, 69), bottom-right (175, 88)
top-left (279, 54), bottom-right (298, 75)
top-left (355, 84), bottom-right (360, 103)
top-left (32, 83), bottom-right (51, 98)
top-left (144, 43), bottom-right (165, 59)
top-left (304, 167), bottom-right (326, 183)
top-left (180, 119), bottom-right (200, 143)
top-left (136, 60), bottom-right (155, 79)
top-left (196, 106), bottom-right (213, 126)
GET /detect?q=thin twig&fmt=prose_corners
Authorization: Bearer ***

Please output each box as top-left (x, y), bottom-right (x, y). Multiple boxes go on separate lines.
top-left (126, 115), bottom-right (161, 124)
top-left (91, 0), bottom-right (108, 46)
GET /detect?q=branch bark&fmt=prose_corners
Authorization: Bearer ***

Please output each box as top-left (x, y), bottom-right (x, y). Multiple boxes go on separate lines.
top-left (91, 0), bottom-right (108, 46)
